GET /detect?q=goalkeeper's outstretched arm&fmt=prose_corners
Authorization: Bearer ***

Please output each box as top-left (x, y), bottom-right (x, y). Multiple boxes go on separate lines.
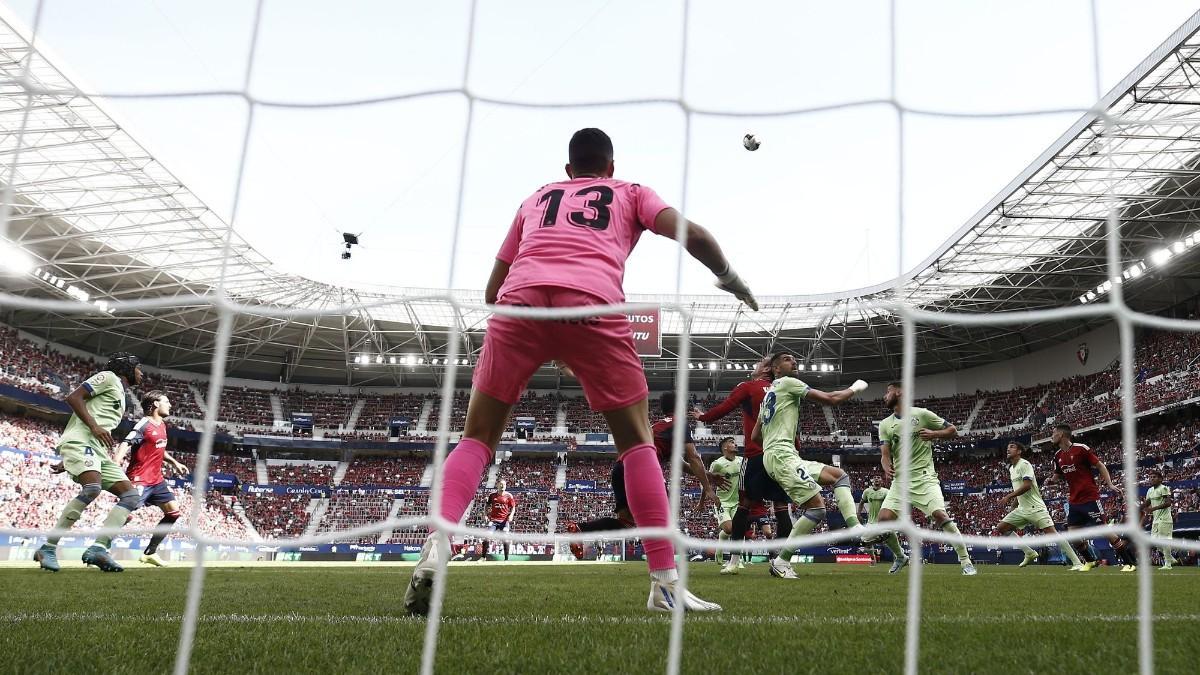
top-left (652, 208), bottom-right (758, 311)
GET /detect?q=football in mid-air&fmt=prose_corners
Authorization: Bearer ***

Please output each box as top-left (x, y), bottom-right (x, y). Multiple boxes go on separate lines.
top-left (743, 133), bottom-right (761, 151)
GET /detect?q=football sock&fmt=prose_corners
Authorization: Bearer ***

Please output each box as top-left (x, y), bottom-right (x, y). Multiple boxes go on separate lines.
top-left (620, 444), bottom-right (675, 572)
top-left (716, 530), bottom-right (729, 564)
top-left (1057, 539), bottom-right (1082, 566)
top-left (776, 508), bottom-right (823, 560)
top-left (47, 483), bottom-right (101, 546)
top-left (144, 510), bottom-right (180, 555)
top-left (1116, 540), bottom-right (1137, 566)
top-left (727, 506), bottom-right (750, 566)
top-left (435, 438), bottom-right (491, 529)
top-left (773, 506), bottom-right (792, 540)
top-left (1075, 541), bottom-right (1096, 563)
top-left (940, 521), bottom-right (971, 563)
top-left (832, 486), bottom-right (860, 527)
top-left (884, 532), bottom-right (905, 559)
top-left (95, 505), bottom-right (134, 549)
top-left (577, 517), bottom-right (627, 532)
top-left (1019, 544), bottom-right (1037, 556)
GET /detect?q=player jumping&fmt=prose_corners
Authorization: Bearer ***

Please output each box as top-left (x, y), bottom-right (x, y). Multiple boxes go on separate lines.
top-left (993, 441), bottom-right (1085, 571)
top-left (565, 391), bottom-right (719, 560)
top-left (873, 382), bottom-right (977, 576)
top-left (750, 352), bottom-right (868, 579)
top-left (406, 128), bottom-right (756, 615)
top-left (693, 359), bottom-right (796, 573)
top-left (707, 436), bottom-right (743, 567)
top-left (480, 478), bottom-right (516, 561)
top-left (34, 353), bottom-right (144, 572)
top-left (113, 390), bottom-right (189, 567)
top-left (1142, 470), bottom-right (1176, 570)
top-left (1042, 424), bottom-right (1138, 571)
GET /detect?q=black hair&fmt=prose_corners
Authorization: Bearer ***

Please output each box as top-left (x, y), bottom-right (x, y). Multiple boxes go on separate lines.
top-left (660, 390), bottom-right (676, 416)
top-left (719, 436), bottom-right (736, 447)
top-left (768, 351), bottom-right (793, 366)
top-left (568, 128), bottom-right (614, 174)
top-left (1054, 423), bottom-right (1073, 440)
top-left (105, 352), bottom-right (141, 382)
top-left (1008, 440), bottom-right (1027, 455)
top-left (886, 381), bottom-right (902, 390)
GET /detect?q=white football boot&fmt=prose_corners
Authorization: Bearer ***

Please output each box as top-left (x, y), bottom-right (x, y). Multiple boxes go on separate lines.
top-left (888, 555), bottom-right (909, 574)
top-left (404, 531), bottom-right (449, 616)
top-left (768, 557), bottom-right (798, 579)
top-left (647, 579), bottom-right (722, 612)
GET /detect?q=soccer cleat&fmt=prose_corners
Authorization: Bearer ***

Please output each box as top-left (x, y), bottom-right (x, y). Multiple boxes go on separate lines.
top-left (81, 545), bottom-right (123, 572)
top-left (737, 560), bottom-right (746, 570)
top-left (768, 557), bottom-right (798, 579)
top-left (1159, 565), bottom-right (1173, 571)
top-left (888, 555), bottom-right (909, 574)
top-left (647, 580), bottom-right (722, 612)
top-left (1019, 551), bottom-right (1039, 568)
top-left (1070, 564), bottom-right (1088, 572)
top-left (1121, 564), bottom-right (1137, 573)
top-left (565, 522), bottom-right (585, 561)
top-left (33, 545), bottom-right (59, 572)
top-left (404, 531), bottom-right (448, 616)
top-left (961, 562), bottom-right (978, 576)
top-left (1080, 560), bottom-right (1098, 571)
top-left (139, 552), bottom-right (166, 567)
top-left (719, 559), bottom-right (740, 575)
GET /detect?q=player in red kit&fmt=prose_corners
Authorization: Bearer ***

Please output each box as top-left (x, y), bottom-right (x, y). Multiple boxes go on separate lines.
top-left (481, 478), bottom-right (517, 561)
top-left (693, 358), bottom-right (794, 574)
top-left (566, 391), bottom-right (720, 559)
top-left (406, 128), bottom-right (755, 615)
top-left (1043, 423), bottom-right (1137, 571)
top-left (115, 390), bottom-right (189, 567)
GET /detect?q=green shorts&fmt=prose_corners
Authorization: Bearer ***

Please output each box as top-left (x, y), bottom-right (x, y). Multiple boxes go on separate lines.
top-left (763, 450), bottom-right (825, 506)
top-left (58, 440), bottom-right (128, 490)
top-left (1001, 506), bottom-right (1054, 531)
top-left (1150, 520), bottom-right (1173, 539)
top-left (880, 471), bottom-right (946, 517)
top-left (713, 504), bottom-right (736, 527)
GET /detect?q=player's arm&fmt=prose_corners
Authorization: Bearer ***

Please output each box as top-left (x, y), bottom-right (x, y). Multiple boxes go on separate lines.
top-left (507, 497), bottom-right (517, 529)
top-left (804, 381), bottom-right (868, 407)
top-left (115, 421), bottom-right (145, 466)
top-left (880, 441), bottom-right (894, 482)
top-left (652, 208), bottom-right (757, 310)
top-left (1000, 478), bottom-right (1033, 505)
top-left (163, 450), bottom-right (188, 473)
top-left (697, 383), bottom-right (747, 422)
top-left (65, 381), bottom-right (115, 448)
top-left (683, 442), bottom-right (718, 506)
top-left (750, 416), bottom-right (763, 445)
top-left (917, 409), bottom-right (956, 441)
top-left (484, 260), bottom-right (511, 306)
top-left (486, 210), bottom-right (522, 305)
top-left (1090, 454), bottom-right (1120, 492)
top-left (1151, 491), bottom-right (1172, 513)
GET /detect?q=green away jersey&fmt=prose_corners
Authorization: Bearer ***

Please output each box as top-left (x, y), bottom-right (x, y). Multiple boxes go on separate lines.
top-left (708, 455), bottom-right (744, 509)
top-left (1008, 458), bottom-right (1047, 512)
top-left (1147, 484), bottom-right (1173, 524)
top-left (58, 370), bottom-right (126, 450)
top-left (878, 407), bottom-right (945, 476)
top-left (759, 376), bottom-right (811, 457)
top-left (861, 486), bottom-right (888, 522)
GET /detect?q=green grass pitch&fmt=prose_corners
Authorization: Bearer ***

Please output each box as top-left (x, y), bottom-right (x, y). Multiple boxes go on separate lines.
top-left (1, 562), bottom-right (1197, 674)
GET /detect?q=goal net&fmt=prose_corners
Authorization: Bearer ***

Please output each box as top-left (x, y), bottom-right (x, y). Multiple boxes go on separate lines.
top-left (2, 3), bottom-right (1199, 675)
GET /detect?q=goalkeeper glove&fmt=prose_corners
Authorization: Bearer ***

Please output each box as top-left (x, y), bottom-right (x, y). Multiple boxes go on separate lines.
top-left (714, 266), bottom-right (759, 311)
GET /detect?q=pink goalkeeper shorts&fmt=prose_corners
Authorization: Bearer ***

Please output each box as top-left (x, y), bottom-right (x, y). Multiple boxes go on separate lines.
top-left (473, 286), bottom-right (648, 412)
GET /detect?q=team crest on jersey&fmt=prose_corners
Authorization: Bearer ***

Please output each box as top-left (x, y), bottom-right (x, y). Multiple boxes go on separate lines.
top-left (1077, 342), bottom-right (1089, 365)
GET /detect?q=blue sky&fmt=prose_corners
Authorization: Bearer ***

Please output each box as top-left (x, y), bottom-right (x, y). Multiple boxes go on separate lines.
top-left (5, 0), bottom-right (1197, 297)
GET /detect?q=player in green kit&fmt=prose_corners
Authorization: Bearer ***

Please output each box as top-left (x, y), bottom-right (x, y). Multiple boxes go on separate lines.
top-left (708, 437), bottom-right (744, 567)
top-left (859, 478), bottom-right (888, 564)
top-left (873, 381), bottom-right (977, 576)
top-left (33, 353), bottom-right (144, 573)
top-left (750, 352), bottom-right (868, 579)
top-left (993, 441), bottom-right (1085, 571)
top-left (1142, 471), bottom-right (1176, 570)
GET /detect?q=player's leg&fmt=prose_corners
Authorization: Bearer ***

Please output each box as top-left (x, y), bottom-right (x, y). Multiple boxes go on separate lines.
top-left (1037, 525), bottom-right (1083, 569)
top-left (37, 452), bottom-right (103, 571)
top-left (873, 503), bottom-right (909, 572)
top-left (763, 451), bottom-right (824, 579)
top-left (406, 294), bottom-right (545, 615)
top-left (721, 478), bottom-right (754, 573)
top-left (714, 506), bottom-right (732, 565)
top-left (817, 465), bottom-right (861, 529)
top-left (994, 518), bottom-right (1037, 560)
top-left (141, 491), bottom-right (180, 566)
top-left (928, 506), bottom-right (974, 575)
top-left (1153, 522), bottom-right (1174, 569)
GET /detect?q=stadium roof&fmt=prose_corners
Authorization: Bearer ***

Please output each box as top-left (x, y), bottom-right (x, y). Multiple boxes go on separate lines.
top-left (5, 9), bottom-right (1200, 390)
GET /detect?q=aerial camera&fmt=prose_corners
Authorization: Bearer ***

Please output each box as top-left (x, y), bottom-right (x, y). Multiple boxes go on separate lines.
top-left (341, 232), bottom-right (360, 260)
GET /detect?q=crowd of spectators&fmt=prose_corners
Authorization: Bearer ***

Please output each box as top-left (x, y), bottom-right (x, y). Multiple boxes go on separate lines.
top-left (316, 493), bottom-right (392, 544)
top-left (356, 392), bottom-right (426, 431)
top-left (495, 455), bottom-right (560, 490)
top-left (239, 492), bottom-right (312, 539)
top-left (340, 456), bottom-right (427, 487)
top-left (279, 389), bottom-right (355, 429)
top-left (267, 463), bottom-right (335, 486)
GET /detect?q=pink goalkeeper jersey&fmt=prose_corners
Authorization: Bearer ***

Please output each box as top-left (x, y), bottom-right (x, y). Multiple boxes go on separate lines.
top-left (495, 177), bottom-right (671, 304)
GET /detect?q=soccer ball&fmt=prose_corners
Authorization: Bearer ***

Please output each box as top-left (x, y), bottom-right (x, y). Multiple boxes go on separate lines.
top-left (743, 133), bottom-right (761, 151)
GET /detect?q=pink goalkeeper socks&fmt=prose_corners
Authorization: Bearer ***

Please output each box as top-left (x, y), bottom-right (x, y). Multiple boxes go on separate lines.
top-left (620, 443), bottom-right (677, 572)
top-left (435, 437), bottom-right (492, 528)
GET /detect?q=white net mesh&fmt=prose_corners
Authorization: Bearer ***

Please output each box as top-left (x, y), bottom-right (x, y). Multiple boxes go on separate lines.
top-left (2, 2), bottom-right (1200, 674)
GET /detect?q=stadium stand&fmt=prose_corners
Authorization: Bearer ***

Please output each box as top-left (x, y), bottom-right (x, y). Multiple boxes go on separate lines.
top-left (496, 455), bottom-right (559, 490)
top-left (340, 456), bottom-right (427, 487)
top-left (317, 493), bottom-right (392, 544)
top-left (267, 463), bottom-right (335, 487)
top-left (239, 492), bottom-right (313, 539)
top-left (279, 389), bottom-right (355, 429)
top-left (355, 392), bottom-right (426, 431)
